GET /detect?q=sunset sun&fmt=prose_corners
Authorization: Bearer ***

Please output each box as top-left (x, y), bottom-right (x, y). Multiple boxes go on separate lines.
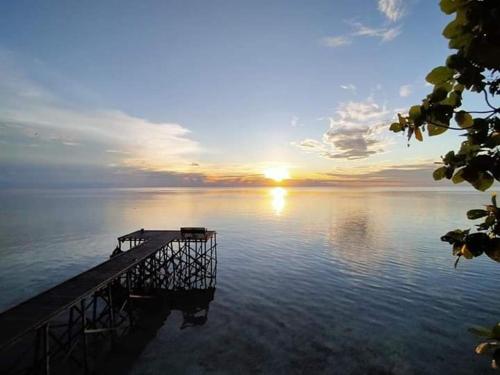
top-left (264, 167), bottom-right (290, 182)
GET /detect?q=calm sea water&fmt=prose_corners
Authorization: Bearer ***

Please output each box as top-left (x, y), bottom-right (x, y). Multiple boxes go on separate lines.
top-left (0, 188), bottom-right (499, 374)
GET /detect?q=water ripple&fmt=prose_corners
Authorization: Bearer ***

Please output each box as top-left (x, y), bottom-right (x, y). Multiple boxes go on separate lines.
top-left (1, 188), bottom-right (499, 374)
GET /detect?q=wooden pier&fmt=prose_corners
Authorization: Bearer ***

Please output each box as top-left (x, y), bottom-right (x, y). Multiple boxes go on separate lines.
top-left (0, 228), bottom-right (217, 375)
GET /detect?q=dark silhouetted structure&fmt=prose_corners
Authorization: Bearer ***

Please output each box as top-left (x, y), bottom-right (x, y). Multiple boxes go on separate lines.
top-left (0, 229), bottom-right (217, 375)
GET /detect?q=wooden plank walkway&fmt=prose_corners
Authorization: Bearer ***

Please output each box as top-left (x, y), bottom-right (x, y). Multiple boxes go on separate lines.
top-left (0, 230), bottom-right (213, 350)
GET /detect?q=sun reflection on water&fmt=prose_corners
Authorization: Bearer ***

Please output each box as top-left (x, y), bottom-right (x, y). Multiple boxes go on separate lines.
top-left (270, 187), bottom-right (287, 215)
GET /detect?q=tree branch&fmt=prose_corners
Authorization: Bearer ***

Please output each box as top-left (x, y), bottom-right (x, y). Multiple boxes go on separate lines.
top-left (424, 120), bottom-right (473, 131)
top-left (465, 110), bottom-right (497, 114)
top-left (483, 89), bottom-right (498, 110)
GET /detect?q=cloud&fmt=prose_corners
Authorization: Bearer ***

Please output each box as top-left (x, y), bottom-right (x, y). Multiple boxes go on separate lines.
top-left (106, 149), bottom-right (131, 154)
top-left (294, 100), bottom-right (396, 160)
top-left (399, 84), bottom-right (412, 97)
top-left (0, 162), bottom-right (208, 188)
top-left (0, 56), bottom-right (200, 173)
top-left (291, 115), bottom-right (304, 127)
top-left (295, 138), bottom-right (326, 152)
top-left (322, 126), bottom-right (381, 160)
top-left (351, 22), bottom-right (401, 42)
top-left (321, 19), bottom-right (402, 49)
top-left (378, 0), bottom-right (406, 22)
top-left (195, 161), bottom-right (441, 188)
top-left (321, 36), bottom-right (352, 47)
top-left (340, 84), bottom-right (357, 93)
top-left (322, 162), bottom-right (440, 187)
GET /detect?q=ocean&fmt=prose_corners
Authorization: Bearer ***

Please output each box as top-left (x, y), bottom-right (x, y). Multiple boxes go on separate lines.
top-left (0, 187), bottom-right (498, 374)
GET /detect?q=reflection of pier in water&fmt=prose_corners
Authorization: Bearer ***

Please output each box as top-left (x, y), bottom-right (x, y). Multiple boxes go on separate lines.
top-left (0, 228), bottom-right (217, 375)
top-left (96, 288), bottom-right (215, 375)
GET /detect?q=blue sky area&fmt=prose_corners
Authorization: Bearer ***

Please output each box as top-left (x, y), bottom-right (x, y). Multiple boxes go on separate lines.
top-left (0, 1), bottom-right (478, 187)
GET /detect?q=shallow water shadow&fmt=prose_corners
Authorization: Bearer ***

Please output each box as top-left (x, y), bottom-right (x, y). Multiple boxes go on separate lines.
top-left (95, 288), bottom-right (216, 375)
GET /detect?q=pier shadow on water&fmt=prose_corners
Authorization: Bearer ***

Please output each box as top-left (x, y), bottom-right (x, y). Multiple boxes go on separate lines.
top-left (95, 288), bottom-right (216, 375)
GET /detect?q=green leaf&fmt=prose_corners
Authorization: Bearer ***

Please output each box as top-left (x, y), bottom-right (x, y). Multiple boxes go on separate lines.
top-left (441, 91), bottom-right (462, 107)
top-left (466, 209), bottom-right (488, 220)
top-left (455, 7), bottom-right (467, 24)
top-left (430, 87), bottom-right (449, 102)
top-left (428, 123), bottom-right (448, 136)
top-left (485, 238), bottom-right (500, 262)
top-left (426, 66), bottom-right (454, 85)
top-left (441, 229), bottom-right (467, 244)
top-left (408, 105), bottom-right (422, 121)
top-left (455, 111), bottom-right (473, 128)
top-left (470, 172), bottom-right (494, 192)
top-left (452, 168), bottom-right (465, 184)
top-left (449, 33), bottom-right (473, 50)
top-left (398, 113), bottom-right (406, 126)
top-left (458, 141), bottom-right (480, 156)
top-left (433, 166), bottom-right (448, 181)
top-left (446, 54), bottom-right (465, 70)
top-left (435, 81), bottom-right (454, 92)
top-left (465, 233), bottom-right (490, 256)
top-left (453, 83), bottom-right (465, 92)
top-left (429, 105), bottom-right (454, 127)
top-left (443, 20), bottom-right (461, 39)
top-left (440, 0), bottom-right (457, 14)
top-left (389, 122), bottom-right (403, 132)
top-left (443, 151), bottom-right (455, 164)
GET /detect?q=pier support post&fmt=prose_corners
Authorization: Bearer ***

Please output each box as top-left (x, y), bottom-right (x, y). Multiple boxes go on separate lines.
top-left (80, 299), bottom-right (88, 375)
top-left (43, 323), bottom-right (50, 375)
top-left (107, 286), bottom-right (116, 343)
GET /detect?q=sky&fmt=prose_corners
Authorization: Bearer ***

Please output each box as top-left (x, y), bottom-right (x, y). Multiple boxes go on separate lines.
top-left (0, 0), bottom-right (475, 187)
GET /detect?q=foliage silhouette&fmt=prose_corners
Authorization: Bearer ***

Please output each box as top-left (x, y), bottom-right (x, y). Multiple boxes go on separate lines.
top-left (389, 0), bottom-right (500, 367)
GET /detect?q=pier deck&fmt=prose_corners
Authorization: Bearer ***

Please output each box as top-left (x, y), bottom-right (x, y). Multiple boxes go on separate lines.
top-left (0, 229), bottom-right (215, 352)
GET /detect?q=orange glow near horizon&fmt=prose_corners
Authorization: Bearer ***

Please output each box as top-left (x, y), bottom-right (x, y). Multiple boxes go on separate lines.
top-left (264, 167), bottom-right (290, 183)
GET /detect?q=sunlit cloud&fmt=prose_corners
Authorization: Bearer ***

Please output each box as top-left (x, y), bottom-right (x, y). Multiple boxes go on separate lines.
top-left (321, 36), bottom-right (352, 47)
top-left (350, 22), bottom-right (401, 42)
top-left (294, 100), bottom-right (397, 160)
top-left (340, 84), bottom-right (357, 93)
top-left (106, 149), bottom-right (132, 155)
top-left (0, 162), bottom-right (209, 188)
top-left (322, 161), bottom-right (439, 186)
top-left (291, 115), bottom-right (304, 127)
top-left (0, 3), bottom-right (453, 190)
top-left (322, 129), bottom-right (381, 160)
top-left (321, 16), bottom-right (402, 49)
top-left (0, 57), bottom-right (200, 173)
top-left (399, 84), bottom-right (412, 97)
top-left (295, 139), bottom-right (325, 153)
top-left (378, 0), bottom-right (406, 22)
top-left (198, 161), bottom-right (440, 188)
top-left (320, 0), bottom-right (408, 48)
